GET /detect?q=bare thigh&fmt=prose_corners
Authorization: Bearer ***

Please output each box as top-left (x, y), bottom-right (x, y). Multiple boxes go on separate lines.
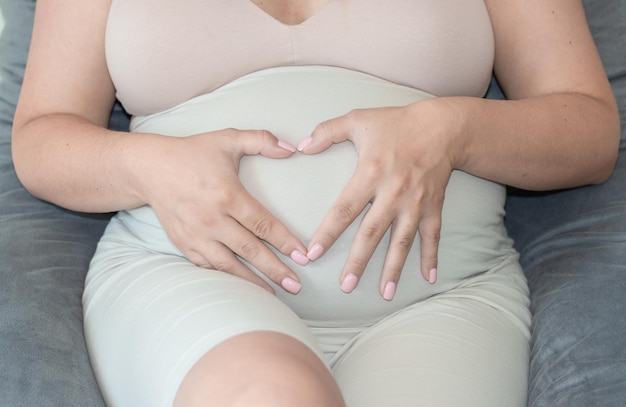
top-left (174, 331), bottom-right (344, 407)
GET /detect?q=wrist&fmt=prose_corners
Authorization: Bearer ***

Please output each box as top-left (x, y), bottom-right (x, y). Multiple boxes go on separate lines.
top-left (119, 131), bottom-right (176, 208)
top-left (408, 96), bottom-right (472, 171)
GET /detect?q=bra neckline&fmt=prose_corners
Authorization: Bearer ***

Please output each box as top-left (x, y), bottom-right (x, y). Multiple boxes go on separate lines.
top-left (245, 0), bottom-right (334, 27)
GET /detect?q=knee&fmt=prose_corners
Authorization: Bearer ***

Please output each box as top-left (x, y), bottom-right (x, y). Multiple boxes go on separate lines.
top-left (174, 331), bottom-right (345, 407)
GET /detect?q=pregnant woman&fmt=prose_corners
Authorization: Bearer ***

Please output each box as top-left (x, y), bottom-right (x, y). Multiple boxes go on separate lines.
top-left (11, 0), bottom-right (619, 406)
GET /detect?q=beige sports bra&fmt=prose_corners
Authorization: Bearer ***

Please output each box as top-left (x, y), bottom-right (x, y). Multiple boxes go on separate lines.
top-left (106, 0), bottom-right (495, 116)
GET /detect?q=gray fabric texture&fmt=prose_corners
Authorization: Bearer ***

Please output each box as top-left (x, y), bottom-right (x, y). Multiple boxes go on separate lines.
top-left (501, 0), bottom-right (626, 406)
top-left (0, 1), bottom-right (125, 405)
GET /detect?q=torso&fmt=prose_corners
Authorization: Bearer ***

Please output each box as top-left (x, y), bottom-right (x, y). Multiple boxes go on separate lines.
top-left (124, 66), bottom-right (520, 328)
top-left (101, 0), bottom-right (518, 328)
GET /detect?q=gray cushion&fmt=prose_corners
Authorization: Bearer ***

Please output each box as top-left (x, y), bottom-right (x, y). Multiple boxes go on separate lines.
top-left (501, 0), bottom-right (626, 406)
top-left (0, 1), bottom-right (114, 405)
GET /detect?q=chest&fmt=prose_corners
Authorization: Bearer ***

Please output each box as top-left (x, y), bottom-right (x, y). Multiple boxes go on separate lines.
top-left (248, 0), bottom-right (332, 25)
top-left (106, 0), bottom-right (494, 116)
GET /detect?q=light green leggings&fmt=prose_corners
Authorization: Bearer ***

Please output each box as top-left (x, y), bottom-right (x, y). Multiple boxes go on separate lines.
top-left (84, 67), bottom-right (530, 406)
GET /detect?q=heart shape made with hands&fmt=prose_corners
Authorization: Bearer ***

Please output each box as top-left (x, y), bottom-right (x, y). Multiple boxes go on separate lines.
top-left (128, 66), bottom-right (506, 317)
top-left (132, 65), bottom-right (433, 240)
top-left (131, 66), bottom-right (433, 293)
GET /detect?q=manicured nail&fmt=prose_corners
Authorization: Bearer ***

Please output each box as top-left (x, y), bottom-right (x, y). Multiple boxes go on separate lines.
top-left (290, 250), bottom-right (309, 266)
top-left (278, 139), bottom-right (297, 152)
top-left (297, 136), bottom-right (313, 152)
top-left (340, 273), bottom-right (359, 293)
top-left (428, 268), bottom-right (437, 284)
top-left (383, 281), bottom-right (397, 301)
top-left (281, 277), bottom-right (302, 294)
top-left (307, 243), bottom-right (324, 261)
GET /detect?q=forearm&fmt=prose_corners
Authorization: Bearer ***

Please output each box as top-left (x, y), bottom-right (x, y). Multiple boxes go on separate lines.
top-left (12, 113), bottom-right (165, 213)
top-left (440, 92), bottom-right (620, 191)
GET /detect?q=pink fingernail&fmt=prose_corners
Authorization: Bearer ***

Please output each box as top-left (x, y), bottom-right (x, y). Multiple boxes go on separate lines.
top-left (428, 268), bottom-right (437, 284)
top-left (297, 136), bottom-right (313, 152)
top-left (383, 281), bottom-right (397, 301)
top-left (281, 277), bottom-right (302, 294)
top-left (307, 243), bottom-right (324, 261)
top-left (290, 250), bottom-right (309, 266)
top-left (340, 273), bottom-right (359, 293)
top-left (278, 139), bottom-right (297, 152)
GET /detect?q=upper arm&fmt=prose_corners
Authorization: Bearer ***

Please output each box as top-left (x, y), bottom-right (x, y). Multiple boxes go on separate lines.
top-left (13, 0), bottom-right (116, 131)
top-left (485, 0), bottom-right (616, 107)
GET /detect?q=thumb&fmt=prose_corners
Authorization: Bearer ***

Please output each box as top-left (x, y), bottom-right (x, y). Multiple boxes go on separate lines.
top-left (297, 115), bottom-right (353, 154)
top-left (232, 129), bottom-right (297, 159)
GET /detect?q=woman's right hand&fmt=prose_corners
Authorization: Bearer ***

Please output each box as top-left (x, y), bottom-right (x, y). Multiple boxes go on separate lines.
top-left (141, 128), bottom-right (308, 295)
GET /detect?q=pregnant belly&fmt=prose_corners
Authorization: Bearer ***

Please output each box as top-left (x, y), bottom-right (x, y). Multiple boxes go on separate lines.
top-left (128, 66), bottom-right (512, 325)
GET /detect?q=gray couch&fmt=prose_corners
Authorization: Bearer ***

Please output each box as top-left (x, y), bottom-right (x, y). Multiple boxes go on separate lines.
top-left (1, 0), bottom-right (625, 406)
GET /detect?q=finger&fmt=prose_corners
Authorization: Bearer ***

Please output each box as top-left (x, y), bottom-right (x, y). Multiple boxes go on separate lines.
top-left (418, 212), bottom-right (441, 284)
top-left (230, 129), bottom-right (297, 159)
top-left (339, 200), bottom-right (396, 295)
top-left (229, 187), bottom-right (310, 266)
top-left (306, 174), bottom-right (373, 263)
top-left (186, 242), bottom-right (277, 295)
top-left (297, 114), bottom-right (354, 154)
top-left (378, 215), bottom-right (419, 300)
top-left (221, 217), bottom-right (303, 295)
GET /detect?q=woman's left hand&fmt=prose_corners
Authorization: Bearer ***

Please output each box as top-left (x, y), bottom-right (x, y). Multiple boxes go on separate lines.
top-left (297, 101), bottom-right (458, 300)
